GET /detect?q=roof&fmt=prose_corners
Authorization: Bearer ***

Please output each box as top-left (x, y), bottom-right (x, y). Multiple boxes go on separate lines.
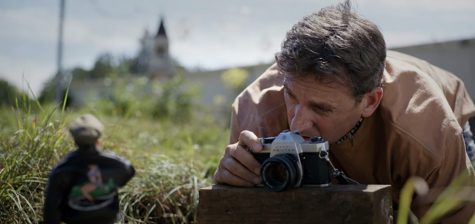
top-left (156, 17), bottom-right (167, 38)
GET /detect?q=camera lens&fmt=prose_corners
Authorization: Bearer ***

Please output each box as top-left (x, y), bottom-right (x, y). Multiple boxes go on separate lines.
top-left (261, 154), bottom-right (300, 191)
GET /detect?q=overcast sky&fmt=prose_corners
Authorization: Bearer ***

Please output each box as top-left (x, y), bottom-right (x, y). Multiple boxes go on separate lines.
top-left (1, 0), bottom-right (474, 96)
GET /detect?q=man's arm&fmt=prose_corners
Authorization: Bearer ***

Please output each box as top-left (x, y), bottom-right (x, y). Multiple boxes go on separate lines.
top-left (228, 64), bottom-right (288, 144)
top-left (117, 156), bottom-right (135, 187)
top-left (229, 105), bottom-right (241, 144)
top-left (220, 64), bottom-right (288, 186)
top-left (410, 130), bottom-right (475, 223)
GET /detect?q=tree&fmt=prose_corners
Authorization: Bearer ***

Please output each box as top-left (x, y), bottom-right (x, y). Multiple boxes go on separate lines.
top-left (89, 53), bottom-right (116, 79)
top-left (38, 75), bottom-right (72, 107)
top-left (0, 79), bottom-right (31, 107)
top-left (221, 68), bottom-right (249, 94)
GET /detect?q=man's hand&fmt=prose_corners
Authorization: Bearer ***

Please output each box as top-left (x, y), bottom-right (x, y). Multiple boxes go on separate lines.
top-left (214, 130), bottom-right (263, 186)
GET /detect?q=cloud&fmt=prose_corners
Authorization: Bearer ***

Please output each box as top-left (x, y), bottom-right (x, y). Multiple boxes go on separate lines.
top-left (172, 32), bottom-right (277, 69)
top-left (0, 54), bottom-right (54, 96)
top-left (64, 19), bottom-right (138, 51)
top-left (0, 6), bottom-right (57, 42)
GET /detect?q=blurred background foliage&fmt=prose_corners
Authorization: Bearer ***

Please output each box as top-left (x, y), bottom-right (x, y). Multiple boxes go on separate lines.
top-left (221, 68), bottom-right (249, 95)
top-left (0, 50), bottom-right (235, 222)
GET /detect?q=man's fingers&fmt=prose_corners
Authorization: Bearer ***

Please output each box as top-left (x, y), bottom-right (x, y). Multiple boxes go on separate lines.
top-left (214, 167), bottom-right (255, 187)
top-left (221, 155), bottom-right (260, 183)
top-left (228, 144), bottom-right (261, 175)
top-left (238, 130), bottom-right (263, 153)
top-left (213, 130), bottom-right (265, 187)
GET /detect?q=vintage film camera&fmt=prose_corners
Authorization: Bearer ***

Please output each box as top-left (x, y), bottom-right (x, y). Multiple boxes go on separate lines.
top-left (251, 130), bottom-right (331, 191)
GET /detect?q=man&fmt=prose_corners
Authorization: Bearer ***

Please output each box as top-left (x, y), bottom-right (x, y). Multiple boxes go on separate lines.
top-left (44, 114), bottom-right (135, 224)
top-left (214, 1), bottom-right (475, 222)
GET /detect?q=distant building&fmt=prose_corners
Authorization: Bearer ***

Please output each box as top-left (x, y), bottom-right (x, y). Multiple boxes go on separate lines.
top-left (68, 17), bottom-right (177, 106)
top-left (132, 17), bottom-right (176, 79)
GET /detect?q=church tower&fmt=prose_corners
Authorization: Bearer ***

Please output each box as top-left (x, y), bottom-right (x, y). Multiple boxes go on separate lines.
top-left (154, 19), bottom-right (169, 56)
top-left (134, 16), bottom-right (176, 79)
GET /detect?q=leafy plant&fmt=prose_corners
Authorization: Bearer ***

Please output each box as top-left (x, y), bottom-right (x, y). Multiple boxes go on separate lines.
top-left (221, 68), bottom-right (249, 94)
top-left (152, 74), bottom-right (197, 122)
top-left (397, 172), bottom-right (475, 224)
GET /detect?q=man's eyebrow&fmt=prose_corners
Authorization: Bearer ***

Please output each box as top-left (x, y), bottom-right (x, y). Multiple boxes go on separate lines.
top-left (284, 82), bottom-right (336, 112)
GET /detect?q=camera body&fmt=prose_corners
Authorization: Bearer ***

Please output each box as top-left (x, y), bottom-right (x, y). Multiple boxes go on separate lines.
top-left (252, 130), bottom-right (331, 191)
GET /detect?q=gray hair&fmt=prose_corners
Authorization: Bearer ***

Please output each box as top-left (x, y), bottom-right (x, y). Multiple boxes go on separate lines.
top-left (276, 1), bottom-right (386, 100)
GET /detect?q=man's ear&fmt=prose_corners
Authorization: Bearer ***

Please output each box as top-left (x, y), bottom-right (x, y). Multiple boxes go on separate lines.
top-left (361, 87), bottom-right (383, 118)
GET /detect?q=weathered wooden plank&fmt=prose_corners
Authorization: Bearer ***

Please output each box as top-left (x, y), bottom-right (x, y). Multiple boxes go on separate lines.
top-left (198, 184), bottom-right (392, 224)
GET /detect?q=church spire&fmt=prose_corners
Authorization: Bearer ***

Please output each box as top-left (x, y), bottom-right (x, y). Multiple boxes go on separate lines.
top-left (156, 16), bottom-right (167, 38)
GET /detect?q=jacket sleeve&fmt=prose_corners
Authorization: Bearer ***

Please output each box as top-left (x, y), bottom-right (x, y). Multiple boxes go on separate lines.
top-left (124, 161), bottom-right (135, 186)
top-left (229, 100), bottom-right (242, 144)
top-left (116, 156), bottom-right (135, 187)
top-left (228, 64), bottom-right (288, 144)
top-left (43, 172), bottom-right (65, 224)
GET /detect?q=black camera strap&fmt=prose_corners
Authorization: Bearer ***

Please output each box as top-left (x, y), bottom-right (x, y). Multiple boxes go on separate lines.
top-left (319, 150), bottom-right (360, 185)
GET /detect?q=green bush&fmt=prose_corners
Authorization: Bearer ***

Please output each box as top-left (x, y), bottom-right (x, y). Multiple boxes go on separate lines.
top-left (152, 75), bottom-right (196, 122)
top-left (80, 74), bottom-right (197, 123)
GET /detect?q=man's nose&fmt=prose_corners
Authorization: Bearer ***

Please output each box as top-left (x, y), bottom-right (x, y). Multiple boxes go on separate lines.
top-left (289, 105), bottom-right (313, 133)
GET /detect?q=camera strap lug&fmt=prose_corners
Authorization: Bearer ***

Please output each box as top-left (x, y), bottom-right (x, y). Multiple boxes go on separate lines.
top-left (318, 150), bottom-right (360, 185)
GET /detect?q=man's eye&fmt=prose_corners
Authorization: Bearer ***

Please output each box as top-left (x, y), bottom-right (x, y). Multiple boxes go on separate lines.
top-left (311, 106), bottom-right (332, 115)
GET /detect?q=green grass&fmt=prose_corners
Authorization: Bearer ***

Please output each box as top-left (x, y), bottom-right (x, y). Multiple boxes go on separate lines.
top-left (0, 103), bottom-right (228, 223)
top-left (0, 105), bottom-right (69, 223)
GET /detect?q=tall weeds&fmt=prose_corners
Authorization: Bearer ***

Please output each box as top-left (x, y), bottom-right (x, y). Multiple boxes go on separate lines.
top-left (0, 104), bottom-right (69, 223)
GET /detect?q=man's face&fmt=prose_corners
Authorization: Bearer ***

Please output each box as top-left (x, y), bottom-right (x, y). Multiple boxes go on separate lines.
top-left (283, 75), bottom-right (368, 143)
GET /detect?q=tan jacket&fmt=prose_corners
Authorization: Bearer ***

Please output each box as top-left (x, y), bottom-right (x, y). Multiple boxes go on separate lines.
top-left (230, 51), bottom-right (475, 222)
